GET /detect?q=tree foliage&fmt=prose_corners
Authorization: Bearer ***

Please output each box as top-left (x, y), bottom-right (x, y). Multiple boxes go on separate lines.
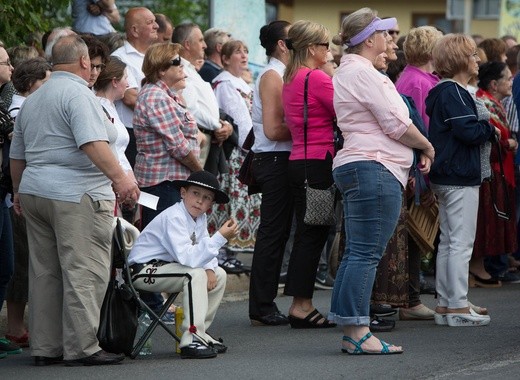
top-left (0, 0), bottom-right (210, 48)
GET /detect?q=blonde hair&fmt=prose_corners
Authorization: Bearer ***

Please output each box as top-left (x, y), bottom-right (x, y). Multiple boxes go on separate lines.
top-left (283, 20), bottom-right (330, 83)
top-left (403, 26), bottom-right (443, 66)
top-left (432, 34), bottom-right (475, 79)
top-left (142, 42), bottom-right (182, 85)
top-left (335, 7), bottom-right (377, 54)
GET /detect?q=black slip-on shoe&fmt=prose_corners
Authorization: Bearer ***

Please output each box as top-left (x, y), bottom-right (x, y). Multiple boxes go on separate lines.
top-left (250, 311), bottom-right (289, 326)
top-left (180, 343), bottom-right (217, 359)
top-left (64, 350), bottom-right (125, 366)
top-left (34, 355), bottom-right (64, 366)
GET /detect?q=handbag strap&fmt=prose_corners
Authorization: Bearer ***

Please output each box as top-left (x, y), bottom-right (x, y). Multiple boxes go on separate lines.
top-left (303, 70), bottom-right (312, 183)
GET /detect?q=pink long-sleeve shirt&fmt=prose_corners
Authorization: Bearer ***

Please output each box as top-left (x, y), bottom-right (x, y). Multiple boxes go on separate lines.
top-left (282, 67), bottom-right (335, 160)
top-left (333, 54), bottom-right (413, 187)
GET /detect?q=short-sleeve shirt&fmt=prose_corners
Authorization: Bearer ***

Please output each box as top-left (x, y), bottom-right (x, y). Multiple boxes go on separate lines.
top-left (10, 71), bottom-right (114, 202)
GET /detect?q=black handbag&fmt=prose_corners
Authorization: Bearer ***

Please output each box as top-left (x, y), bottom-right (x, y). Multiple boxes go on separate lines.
top-left (97, 230), bottom-right (139, 356)
top-left (302, 70), bottom-right (336, 226)
top-left (238, 128), bottom-right (261, 194)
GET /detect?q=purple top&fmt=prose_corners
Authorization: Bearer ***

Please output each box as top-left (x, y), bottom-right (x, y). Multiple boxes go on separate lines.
top-left (395, 65), bottom-right (440, 130)
top-left (282, 68), bottom-right (335, 160)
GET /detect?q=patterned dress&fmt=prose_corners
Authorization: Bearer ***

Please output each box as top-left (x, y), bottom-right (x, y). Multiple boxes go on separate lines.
top-left (208, 71), bottom-right (261, 252)
top-left (473, 89), bottom-right (517, 257)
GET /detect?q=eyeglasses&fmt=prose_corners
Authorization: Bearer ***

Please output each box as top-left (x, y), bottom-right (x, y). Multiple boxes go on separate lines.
top-left (0, 60), bottom-right (12, 66)
top-left (388, 30), bottom-right (400, 36)
top-left (90, 63), bottom-right (106, 71)
top-left (316, 42), bottom-right (329, 49)
top-left (170, 56), bottom-right (182, 66)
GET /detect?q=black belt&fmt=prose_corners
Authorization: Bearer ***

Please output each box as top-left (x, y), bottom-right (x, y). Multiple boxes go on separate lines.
top-left (130, 259), bottom-right (170, 275)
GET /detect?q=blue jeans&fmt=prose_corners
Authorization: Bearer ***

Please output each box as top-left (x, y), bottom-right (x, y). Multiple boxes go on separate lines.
top-left (329, 161), bottom-right (402, 326)
top-left (0, 200), bottom-right (14, 313)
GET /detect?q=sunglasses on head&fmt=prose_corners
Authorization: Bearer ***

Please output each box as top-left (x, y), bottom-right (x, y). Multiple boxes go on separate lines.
top-left (388, 30), bottom-right (400, 36)
top-left (170, 56), bottom-right (181, 66)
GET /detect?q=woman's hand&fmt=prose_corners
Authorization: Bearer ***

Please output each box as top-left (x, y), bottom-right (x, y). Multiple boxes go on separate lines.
top-left (508, 138), bottom-right (518, 152)
top-left (418, 153), bottom-right (432, 175)
top-left (206, 269), bottom-right (217, 291)
top-left (422, 145), bottom-right (435, 163)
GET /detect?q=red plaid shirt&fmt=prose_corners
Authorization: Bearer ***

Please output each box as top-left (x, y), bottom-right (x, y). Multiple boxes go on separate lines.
top-left (133, 80), bottom-right (200, 187)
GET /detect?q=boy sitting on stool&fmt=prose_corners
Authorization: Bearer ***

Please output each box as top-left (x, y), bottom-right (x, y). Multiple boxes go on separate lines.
top-left (128, 171), bottom-right (238, 359)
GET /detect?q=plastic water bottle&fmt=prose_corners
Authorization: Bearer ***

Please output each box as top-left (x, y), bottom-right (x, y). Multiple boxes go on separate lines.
top-left (136, 311), bottom-right (153, 355)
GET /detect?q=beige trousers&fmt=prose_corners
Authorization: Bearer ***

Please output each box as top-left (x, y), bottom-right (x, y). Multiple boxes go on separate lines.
top-left (21, 194), bottom-right (114, 360)
top-left (133, 263), bottom-right (226, 347)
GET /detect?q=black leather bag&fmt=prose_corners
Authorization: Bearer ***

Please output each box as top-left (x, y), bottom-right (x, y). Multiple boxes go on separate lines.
top-left (97, 230), bottom-right (139, 356)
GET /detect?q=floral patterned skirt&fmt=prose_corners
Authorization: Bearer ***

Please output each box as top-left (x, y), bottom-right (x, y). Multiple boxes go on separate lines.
top-left (207, 147), bottom-right (262, 252)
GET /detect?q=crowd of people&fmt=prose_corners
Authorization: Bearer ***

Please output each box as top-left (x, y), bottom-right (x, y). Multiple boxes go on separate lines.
top-left (1, 1), bottom-right (520, 363)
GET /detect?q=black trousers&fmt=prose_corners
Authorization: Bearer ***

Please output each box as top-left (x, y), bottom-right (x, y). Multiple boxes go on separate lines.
top-left (125, 127), bottom-right (137, 169)
top-left (248, 152), bottom-right (293, 317)
top-left (284, 155), bottom-right (334, 299)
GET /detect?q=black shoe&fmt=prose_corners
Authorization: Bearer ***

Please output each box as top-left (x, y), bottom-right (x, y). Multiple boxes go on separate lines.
top-left (495, 272), bottom-right (520, 284)
top-left (370, 304), bottom-right (397, 318)
top-left (64, 350), bottom-right (125, 366)
top-left (180, 342), bottom-right (217, 359)
top-left (34, 355), bottom-right (64, 366)
top-left (369, 317), bottom-right (395, 333)
top-left (420, 279), bottom-right (436, 295)
top-left (219, 258), bottom-right (244, 274)
top-left (250, 311), bottom-right (289, 326)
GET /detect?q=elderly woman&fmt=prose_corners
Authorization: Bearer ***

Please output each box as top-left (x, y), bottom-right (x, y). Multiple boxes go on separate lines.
top-left (426, 34), bottom-right (497, 327)
top-left (248, 20), bottom-right (293, 326)
top-left (133, 42), bottom-right (202, 228)
top-left (329, 8), bottom-right (433, 354)
top-left (472, 61), bottom-right (517, 284)
top-left (209, 40), bottom-right (262, 259)
top-left (395, 26), bottom-right (443, 129)
top-left (281, 20), bottom-right (336, 329)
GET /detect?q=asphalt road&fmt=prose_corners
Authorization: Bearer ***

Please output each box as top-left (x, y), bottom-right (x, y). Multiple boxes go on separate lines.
top-left (2, 280), bottom-right (520, 380)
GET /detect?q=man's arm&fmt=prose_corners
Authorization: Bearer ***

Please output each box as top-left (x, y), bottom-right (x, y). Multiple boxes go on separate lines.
top-left (122, 88), bottom-right (138, 110)
top-left (81, 140), bottom-right (139, 203)
top-left (97, 0), bottom-right (120, 24)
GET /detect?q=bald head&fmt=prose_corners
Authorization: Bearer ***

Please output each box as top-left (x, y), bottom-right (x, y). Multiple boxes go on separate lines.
top-left (124, 7), bottom-right (158, 51)
top-left (52, 35), bottom-right (91, 80)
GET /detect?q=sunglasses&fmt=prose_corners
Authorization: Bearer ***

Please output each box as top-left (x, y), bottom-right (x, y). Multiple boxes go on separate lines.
top-left (388, 30), bottom-right (400, 36)
top-left (316, 42), bottom-right (330, 49)
top-left (170, 56), bottom-right (182, 66)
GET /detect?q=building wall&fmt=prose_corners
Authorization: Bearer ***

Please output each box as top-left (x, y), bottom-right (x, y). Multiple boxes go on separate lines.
top-left (277, 0), bottom-right (500, 38)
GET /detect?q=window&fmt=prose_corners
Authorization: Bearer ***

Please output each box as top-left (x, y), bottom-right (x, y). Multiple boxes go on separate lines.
top-left (473, 0), bottom-right (500, 19)
top-left (413, 13), bottom-right (463, 34)
top-left (447, 0), bottom-right (465, 20)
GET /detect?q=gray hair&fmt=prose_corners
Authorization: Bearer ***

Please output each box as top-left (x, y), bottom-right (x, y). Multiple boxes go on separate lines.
top-left (51, 35), bottom-right (88, 65)
top-left (204, 28), bottom-right (231, 56)
top-left (171, 23), bottom-right (199, 45)
top-left (44, 27), bottom-right (75, 61)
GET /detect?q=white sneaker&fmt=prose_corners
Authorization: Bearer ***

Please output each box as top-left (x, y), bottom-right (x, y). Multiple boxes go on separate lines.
top-left (446, 309), bottom-right (491, 327)
top-left (434, 313), bottom-right (447, 326)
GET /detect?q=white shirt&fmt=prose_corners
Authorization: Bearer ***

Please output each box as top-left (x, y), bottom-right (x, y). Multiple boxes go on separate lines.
top-left (72, 0), bottom-right (116, 35)
top-left (127, 201), bottom-right (227, 270)
top-left (111, 41), bottom-right (145, 129)
top-left (8, 94), bottom-right (25, 118)
top-left (251, 57), bottom-right (292, 153)
top-left (97, 96), bottom-right (132, 173)
top-left (213, 70), bottom-right (253, 148)
top-left (181, 57), bottom-right (221, 131)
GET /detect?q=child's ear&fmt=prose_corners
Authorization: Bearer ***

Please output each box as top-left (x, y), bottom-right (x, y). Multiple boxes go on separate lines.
top-left (180, 187), bottom-right (187, 198)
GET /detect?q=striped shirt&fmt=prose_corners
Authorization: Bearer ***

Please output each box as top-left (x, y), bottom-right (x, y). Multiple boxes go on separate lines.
top-left (133, 80), bottom-right (200, 187)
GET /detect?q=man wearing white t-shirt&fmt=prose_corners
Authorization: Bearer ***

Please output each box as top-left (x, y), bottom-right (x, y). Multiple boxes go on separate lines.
top-left (111, 7), bottom-right (158, 168)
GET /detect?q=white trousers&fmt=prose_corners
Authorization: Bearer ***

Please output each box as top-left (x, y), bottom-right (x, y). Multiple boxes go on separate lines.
top-left (133, 263), bottom-right (226, 347)
top-left (433, 185), bottom-right (479, 309)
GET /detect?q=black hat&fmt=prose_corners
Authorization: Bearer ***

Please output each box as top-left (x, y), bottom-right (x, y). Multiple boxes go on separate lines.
top-left (172, 171), bottom-right (229, 204)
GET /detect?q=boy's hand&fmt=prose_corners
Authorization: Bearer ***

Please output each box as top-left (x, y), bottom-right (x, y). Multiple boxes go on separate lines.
top-left (219, 218), bottom-right (238, 241)
top-left (206, 269), bottom-right (217, 291)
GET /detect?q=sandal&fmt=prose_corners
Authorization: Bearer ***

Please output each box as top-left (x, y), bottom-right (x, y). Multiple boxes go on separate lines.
top-left (288, 309), bottom-right (336, 329)
top-left (342, 332), bottom-right (403, 355)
